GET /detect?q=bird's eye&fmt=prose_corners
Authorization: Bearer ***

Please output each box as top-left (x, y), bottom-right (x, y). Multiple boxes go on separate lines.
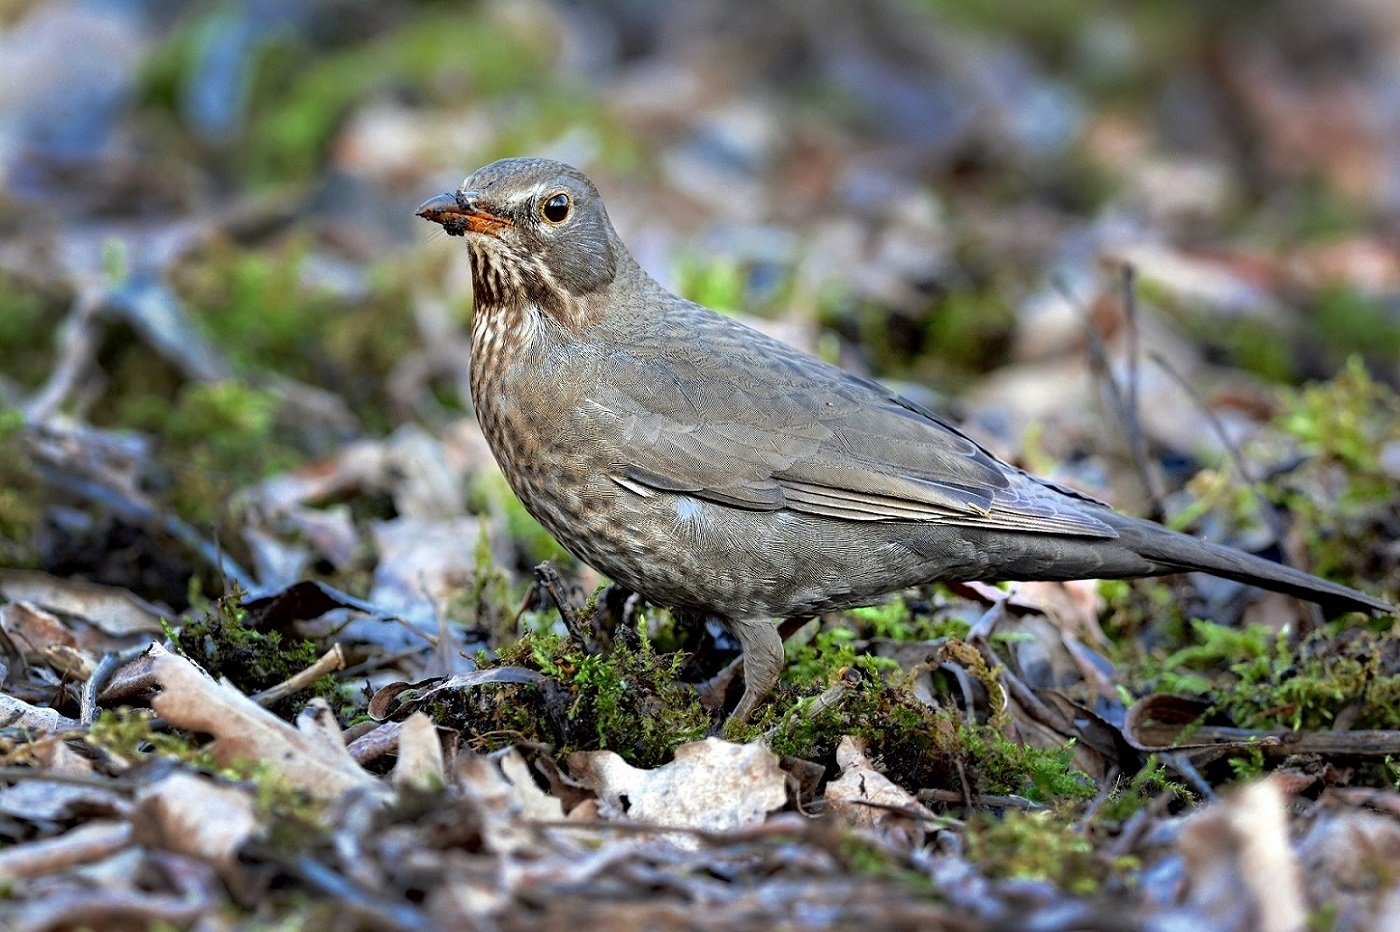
top-left (541, 192), bottom-right (571, 224)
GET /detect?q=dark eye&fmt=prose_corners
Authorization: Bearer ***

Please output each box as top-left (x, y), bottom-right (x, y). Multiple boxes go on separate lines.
top-left (541, 192), bottom-right (571, 224)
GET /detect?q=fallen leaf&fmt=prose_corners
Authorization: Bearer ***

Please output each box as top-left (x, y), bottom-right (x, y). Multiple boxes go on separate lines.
top-left (1176, 776), bottom-right (1306, 932)
top-left (825, 736), bottom-right (937, 846)
top-left (567, 738), bottom-right (787, 847)
top-left (146, 644), bottom-right (383, 801)
top-left (393, 712), bottom-right (445, 789)
top-left (132, 771), bottom-right (260, 877)
top-left (0, 570), bottom-right (166, 636)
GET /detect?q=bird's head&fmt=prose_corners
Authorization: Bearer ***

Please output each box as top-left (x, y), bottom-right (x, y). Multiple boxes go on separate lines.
top-left (417, 158), bottom-right (621, 322)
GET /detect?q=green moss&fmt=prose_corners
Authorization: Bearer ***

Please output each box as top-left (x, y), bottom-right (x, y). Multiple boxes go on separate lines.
top-left (173, 239), bottom-right (414, 396)
top-left (0, 410), bottom-right (42, 567)
top-left (236, 10), bottom-right (560, 183)
top-left (1141, 619), bottom-right (1400, 732)
top-left (171, 590), bottom-right (336, 717)
top-left (1313, 287), bottom-right (1400, 364)
top-left (463, 626), bottom-right (710, 767)
top-left (921, 289), bottom-right (1017, 380)
top-left (89, 708), bottom-right (327, 850)
top-left (764, 664), bottom-right (1093, 804)
top-left (785, 626), bottom-right (881, 688)
top-left (567, 633), bottom-right (710, 765)
top-left (1275, 357), bottom-right (1394, 487)
top-left (673, 255), bottom-right (749, 315)
top-left (89, 707), bottom-right (216, 769)
top-left (1265, 357), bottom-right (1399, 584)
top-left (1095, 757), bottom-right (1196, 822)
top-left (849, 598), bottom-right (972, 642)
top-left (837, 834), bottom-right (941, 893)
top-left (965, 810), bottom-right (1130, 895)
top-left (119, 380), bottom-right (303, 526)
top-left (0, 277), bottom-right (54, 389)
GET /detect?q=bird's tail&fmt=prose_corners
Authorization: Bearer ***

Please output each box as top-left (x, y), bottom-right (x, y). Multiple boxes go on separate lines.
top-left (1105, 513), bottom-right (1393, 616)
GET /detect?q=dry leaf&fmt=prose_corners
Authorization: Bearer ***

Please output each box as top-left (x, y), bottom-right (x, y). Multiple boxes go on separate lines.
top-left (1176, 776), bottom-right (1306, 932)
top-left (567, 738), bottom-right (787, 847)
top-left (0, 693), bottom-right (79, 734)
top-left (825, 736), bottom-right (936, 846)
top-left (392, 712), bottom-right (445, 789)
top-left (146, 644), bottom-right (383, 801)
top-left (132, 772), bottom-right (259, 876)
top-left (0, 570), bottom-right (165, 636)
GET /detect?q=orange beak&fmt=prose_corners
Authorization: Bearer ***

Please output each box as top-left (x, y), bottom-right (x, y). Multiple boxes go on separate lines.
top-left (415, 193), bottom-right (512, 237)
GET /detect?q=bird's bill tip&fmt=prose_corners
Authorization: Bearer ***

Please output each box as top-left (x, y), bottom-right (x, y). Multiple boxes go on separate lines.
top-left (415, 193), bottom-right (459, 220)
top-left (415, 193), bottom-right (511, 237)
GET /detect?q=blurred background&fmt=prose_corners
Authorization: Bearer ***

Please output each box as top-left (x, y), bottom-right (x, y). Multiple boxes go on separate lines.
top-left (1, 0), bottom-right (1397, 616)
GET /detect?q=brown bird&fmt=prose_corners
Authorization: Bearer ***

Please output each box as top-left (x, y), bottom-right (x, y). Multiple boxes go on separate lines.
top-left (418, 157), bottom-right (1393, 722)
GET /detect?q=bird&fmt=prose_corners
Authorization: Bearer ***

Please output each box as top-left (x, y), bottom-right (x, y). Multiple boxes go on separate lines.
top-left (417, 157), bottom-right (1393, 723)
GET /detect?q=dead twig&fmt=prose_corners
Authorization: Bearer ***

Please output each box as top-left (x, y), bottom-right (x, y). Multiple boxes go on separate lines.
top-left (534, 561), bottom-right (588, 646)
top-left (251, 643), bottom-right (347, 707)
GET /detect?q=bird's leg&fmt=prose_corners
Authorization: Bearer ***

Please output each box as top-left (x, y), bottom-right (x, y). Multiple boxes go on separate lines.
top-left (726, 617), bottom-right (784, 723)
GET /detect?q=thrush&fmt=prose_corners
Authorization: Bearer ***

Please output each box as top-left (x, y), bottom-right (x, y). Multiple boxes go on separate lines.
top-left (418, 157), bottom-right (1393, 722)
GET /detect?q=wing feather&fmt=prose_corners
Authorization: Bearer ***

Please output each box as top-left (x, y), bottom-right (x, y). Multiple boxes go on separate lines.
top-left (586, 308), bottom-right (1118, 540)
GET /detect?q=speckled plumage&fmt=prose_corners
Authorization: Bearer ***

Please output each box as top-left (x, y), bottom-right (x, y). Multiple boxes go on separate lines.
top-left (418, 158), bottom-right (1392, 722)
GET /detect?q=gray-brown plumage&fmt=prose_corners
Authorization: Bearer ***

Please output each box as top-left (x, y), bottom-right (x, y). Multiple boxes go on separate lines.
top-left (418, 157), bottom-right (1393, 722)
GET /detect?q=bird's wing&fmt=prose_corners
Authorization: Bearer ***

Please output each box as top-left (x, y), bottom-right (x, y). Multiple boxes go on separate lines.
top-left (589, 315), bottom-right (1117, 539)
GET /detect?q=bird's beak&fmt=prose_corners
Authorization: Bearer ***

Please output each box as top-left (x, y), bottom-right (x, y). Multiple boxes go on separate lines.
top-left (415, 192), bottom-right (512, 237)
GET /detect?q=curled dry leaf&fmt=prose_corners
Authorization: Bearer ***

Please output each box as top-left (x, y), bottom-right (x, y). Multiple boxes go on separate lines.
top-left (454, 747), bottom-right (565, 856)
top-left (1176, 776), bottom-right (1306, 932)
top-left (0, 821), bottom-right (134, 883)
top-left (145, 644), bottom-right (383, 801)
top-left (825, 736), bottom-right (937, 846)
top-left (392, 712), bottom-right (445, 789)
top-left (0, 693), bottom-right (80, 734)
top-left (0, 570), bottom-right (165, 637)
top-left (132, 772), bottom-right (259, 878)
top-left (566, 738), bottom-right (787, 848)
top-left (0, 601), bottom-right (79, 655)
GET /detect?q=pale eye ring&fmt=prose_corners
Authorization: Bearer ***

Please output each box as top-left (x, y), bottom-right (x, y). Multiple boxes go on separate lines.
top-left (541, 192), bottom-right (571, 224)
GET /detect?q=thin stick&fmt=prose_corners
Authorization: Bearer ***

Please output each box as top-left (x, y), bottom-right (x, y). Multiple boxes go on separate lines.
top-left (535, 561), bottom-right (587, 645)
top-left (251, 643), bottom-right (346, 706)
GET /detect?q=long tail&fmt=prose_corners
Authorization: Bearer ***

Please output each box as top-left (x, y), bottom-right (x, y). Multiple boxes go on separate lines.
top-left (1105, 513), bottom-right (1393, 616)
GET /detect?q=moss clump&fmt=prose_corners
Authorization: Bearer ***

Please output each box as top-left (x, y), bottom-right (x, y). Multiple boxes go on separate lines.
top-left (919, 288), bottom-right (1017, 383)
top-left (119, 380), bottom-right (303, 527)
top-left (1142, 620), bottom-right (1400, 732)
top-left (784, 594), bottom-right (970, 687)
top-left (0, 277), bottom-right (56, 390)
top-left (170, 592), bottom-right (334, 716)
top-left (89, 707), bottom-right (216, 769)
top-left (673, 255), bottom-right (750, 315)
top-left (965, 810), bottom-right (1131, 895)
top-left (0, 410), bottom-right (43, 567)
top-left (1094, 757), bottom-right (1196, 823)
top-left (784, 625), bottom-right (894, 688)
top-left (1163, 358), bottom-right (1395, 593)
top-left (849, 597), bottom-right (973, 643)
top-left (1313, 287), bottom-right (1400, 367)
top-left (238, 11), bottom-right (551, 183)
top-left (1266, 357), bottom-right (1399, 585)
top-left (764, 668), bottom-right (1094, 804)
top-left (837, 834), bottom-right (941, 892)
top-left (761, 612), bottom-right (1093, 802)
top-left (88, 708), bottom-right (327, 850)
top-left (462, 625), bottom-right (711, 768)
